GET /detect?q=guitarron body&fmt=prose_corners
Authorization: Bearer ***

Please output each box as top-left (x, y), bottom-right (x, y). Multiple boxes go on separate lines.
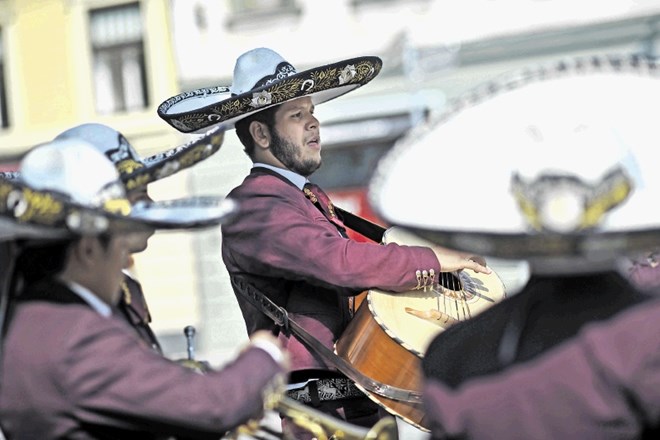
top-left (335, 227), bottom-right (507, 431)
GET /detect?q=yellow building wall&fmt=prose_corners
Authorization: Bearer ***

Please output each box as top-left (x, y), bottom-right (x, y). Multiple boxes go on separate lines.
top-left (0, 0), bottom-right (203, 352)
top-left (0, 0), bottom-right (183, 155)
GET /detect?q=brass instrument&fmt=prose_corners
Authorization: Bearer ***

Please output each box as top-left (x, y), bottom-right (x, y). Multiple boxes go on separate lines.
top-left (181, 327), bottom-right (398, 440)
top-left (230, 388), bottom-right (399, 440)
top-left (177, 325), bottom-right (211, 373)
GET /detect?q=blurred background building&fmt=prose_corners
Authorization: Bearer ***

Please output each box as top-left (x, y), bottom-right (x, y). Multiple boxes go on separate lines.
top-left (1, 0), bottom-right (660, 369)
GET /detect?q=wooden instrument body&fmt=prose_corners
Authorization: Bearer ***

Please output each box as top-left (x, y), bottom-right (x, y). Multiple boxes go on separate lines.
top-left (335, 299), bottom-right (428, 429)
top-left (335, 227), bottom-right (507, 431)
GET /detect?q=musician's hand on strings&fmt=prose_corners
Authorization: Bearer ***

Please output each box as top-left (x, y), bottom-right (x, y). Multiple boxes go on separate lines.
top-left (431, 246), bottom-right (491, 274)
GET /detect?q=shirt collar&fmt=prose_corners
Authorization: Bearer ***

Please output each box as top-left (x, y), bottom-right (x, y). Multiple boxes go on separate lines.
top-left (60, 279), bottom-right (112, 318)
top-left (253, 163), bottom-right (308, 190)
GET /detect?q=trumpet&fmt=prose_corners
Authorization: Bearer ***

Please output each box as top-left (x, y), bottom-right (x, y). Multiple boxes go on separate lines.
top-left (230, 388), bottom-right (399, 440)
top-left (180, 328), bottom-right (398, 440)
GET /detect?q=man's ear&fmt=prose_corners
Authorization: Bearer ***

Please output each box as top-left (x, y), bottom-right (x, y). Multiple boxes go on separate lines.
top-left (71, 236), bottom-right (98, 267)
top-left (249, 121), bottom-right (270, 150)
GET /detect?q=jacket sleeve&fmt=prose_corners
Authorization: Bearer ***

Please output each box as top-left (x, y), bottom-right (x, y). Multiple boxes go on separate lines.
top-left (222, 178), bottom-right (440, 292)
top-left (422, 299), bottom-right (660, 439)
top-left (61, 313), bottom-right (285, 437)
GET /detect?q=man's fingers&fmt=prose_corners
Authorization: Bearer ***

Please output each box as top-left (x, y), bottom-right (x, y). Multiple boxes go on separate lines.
top-left (466, 258), bottom-right (491, 274)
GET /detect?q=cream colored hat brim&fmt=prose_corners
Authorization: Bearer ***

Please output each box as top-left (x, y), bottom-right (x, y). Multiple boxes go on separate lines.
top-left (370, 54), bottom-right (660, 268)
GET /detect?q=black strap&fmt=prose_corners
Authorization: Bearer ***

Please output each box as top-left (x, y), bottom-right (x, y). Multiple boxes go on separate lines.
top-left (230, 275), bottom-right (422, 404)
top-left (334, 206), bottom-right (386, 244)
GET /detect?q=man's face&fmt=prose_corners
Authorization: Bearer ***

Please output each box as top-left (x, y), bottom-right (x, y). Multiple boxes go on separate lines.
top-left (94, 235), bottom-right (131, 305)
top-left (270, 97), bottom-right (322, 177)
top-left (125, 186), bottom-right (155, 254)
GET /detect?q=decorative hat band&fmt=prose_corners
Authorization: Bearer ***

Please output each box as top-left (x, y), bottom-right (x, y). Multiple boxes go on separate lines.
top-left (157, 52), bottom-right (383, 134)
top-left (242, 61), bottom-right (297, 95)
top-left (0, 178), bottom-right (138, 235)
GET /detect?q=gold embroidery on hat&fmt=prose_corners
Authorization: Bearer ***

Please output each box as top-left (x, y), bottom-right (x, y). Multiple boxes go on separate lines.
top-left (116, 159), bottom-right (144, 176)
top-left (10, 187), bottom-right (64, 224)
top-left (580, 170), bottom-right (632, 229)
top-left (104, 198), bottom-right (131, 216)
top-left (124, 174), bottom-right (151, 192)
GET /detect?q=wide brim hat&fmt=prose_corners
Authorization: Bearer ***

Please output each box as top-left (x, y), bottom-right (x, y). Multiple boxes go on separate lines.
top-left (53, 123), bottom-right (225, 192)
top-left (0, 138), bottom-right (238, 241)
top-left (369, 54), bottom-right (660, 274)
top-left (157, 47), bottom-right (383, 134)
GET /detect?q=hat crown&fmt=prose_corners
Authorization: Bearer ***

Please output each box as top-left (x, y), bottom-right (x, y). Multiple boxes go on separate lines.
top-left (230, 48), bottom-right (297, 95)
top-left (369, 55), bottom-right (660, 270)
top-left (19, 139), bottom-right (126, 208)
top-left (55, 123), bottom-right (143, 172)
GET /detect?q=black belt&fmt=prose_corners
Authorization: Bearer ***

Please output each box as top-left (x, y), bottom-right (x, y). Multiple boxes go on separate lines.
top-left (287, 377), bottom-right (365, 406)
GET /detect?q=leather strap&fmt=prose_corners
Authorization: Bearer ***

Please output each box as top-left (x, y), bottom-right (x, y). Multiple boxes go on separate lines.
top-left (334, 206), bottom-right (386, 243)
top-left (230, 275), bottom-right (423, 404)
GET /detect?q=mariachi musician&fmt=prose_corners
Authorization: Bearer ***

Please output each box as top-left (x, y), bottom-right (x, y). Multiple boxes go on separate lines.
top-left (157, 47), bottom-right (491, 437)
top-left (369, 54), bottom-right (660, 439)
top-left (53, 122), bottom-right (226, 354)
top-left (0, 138), bottom-right (289, 439)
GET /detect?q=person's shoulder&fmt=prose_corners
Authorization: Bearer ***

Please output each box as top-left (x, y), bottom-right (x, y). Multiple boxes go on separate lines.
top-left (232, 171), bottom-right (300, 197)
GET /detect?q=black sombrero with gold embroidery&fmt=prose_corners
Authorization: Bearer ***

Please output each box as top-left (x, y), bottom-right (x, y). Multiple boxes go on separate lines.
top-left (54, 123), bottom-right (225, 192)
top-left (157, 48), bottom-right (383, 134)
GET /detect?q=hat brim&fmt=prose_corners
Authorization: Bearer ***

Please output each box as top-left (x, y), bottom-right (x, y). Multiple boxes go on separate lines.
top-left (157, 56), bottom-right (383, 134)
top-left (122, 125), bottom-right (226, 191)
top-left (129, 196), bottom-right (239, 229)
top-left (369, 54), bottom-right (660, 268)
top-left (0, 178), bottom-right (239, 239)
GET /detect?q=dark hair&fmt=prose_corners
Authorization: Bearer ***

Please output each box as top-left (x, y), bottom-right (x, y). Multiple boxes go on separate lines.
top-left (13, 234), bottom-right (112, 286)
top-left (13, 240), bottom-right (75, 286)
top-left (234, 105), bottom-right (280, 159)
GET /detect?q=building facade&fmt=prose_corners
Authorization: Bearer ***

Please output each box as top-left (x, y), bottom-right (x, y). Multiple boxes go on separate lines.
top-left (3, 0), bottom-right (660, 367)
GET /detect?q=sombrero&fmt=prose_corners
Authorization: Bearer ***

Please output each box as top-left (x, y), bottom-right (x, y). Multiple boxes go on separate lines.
top-left (0, 138), bottom-right (238, 241)
top-left (157, 47), bottom-right (383, 134)
top-left (369, 54), bottom-right (660, 274)
top-left (53, 123), bottom-right (225, 192)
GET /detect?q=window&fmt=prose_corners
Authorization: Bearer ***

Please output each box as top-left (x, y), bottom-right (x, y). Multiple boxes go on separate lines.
top-left (230, 0), bottom-right (297, 14)
top-left (89, 3), bottom-right (148, 114)
top-left (0, 27), bottom-right (9, 128)
top-left (226, 0), bottom-right (301, 31)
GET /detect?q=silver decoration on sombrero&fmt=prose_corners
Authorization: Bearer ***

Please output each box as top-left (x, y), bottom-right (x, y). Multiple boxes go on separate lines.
top-left (157, 48), bottom-right (382, 134)
top-left (369, 54), bottom-right (660, 273)
top-left (10, 139), bottom-right (238, 237)
top-left (55, 123), bottom-right (225, 191)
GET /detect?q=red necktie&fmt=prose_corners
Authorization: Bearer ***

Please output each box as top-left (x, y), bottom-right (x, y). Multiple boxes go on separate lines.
top-left (304, 182), bottom-right (356, 314)
top-left (303, 182), bottom-right (348, 237)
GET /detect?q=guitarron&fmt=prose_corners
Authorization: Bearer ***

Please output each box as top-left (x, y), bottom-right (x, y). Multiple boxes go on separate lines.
top-left (335, 226), bottom-right (507, 431)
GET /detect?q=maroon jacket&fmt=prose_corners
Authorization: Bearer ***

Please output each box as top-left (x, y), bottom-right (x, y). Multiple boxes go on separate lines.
top-left (423, 297), bottom-right (660, 439)
top-left (0, 280), bottom-right (285, 439)
top-left (116, 273), bottom-right (162, 353)
top-left (627, 261), bottom-right (660, 293)
top-left (221, 167), bottom-right (439, 370)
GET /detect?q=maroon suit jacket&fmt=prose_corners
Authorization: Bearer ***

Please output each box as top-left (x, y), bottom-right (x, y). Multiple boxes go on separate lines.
top-left (221, 167), bottom-right (439, 370)
top-left (423, 297), bottom-right (660, 439)
top-left (0, 280), bottom-right (284, 439)
top-left (116, 273), bottom-right (162, 353)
